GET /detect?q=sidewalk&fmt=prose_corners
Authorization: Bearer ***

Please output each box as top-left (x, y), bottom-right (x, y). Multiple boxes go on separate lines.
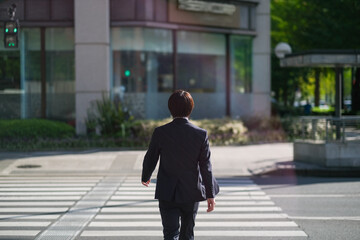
top-left (0, 143), bottom-right (359, 177)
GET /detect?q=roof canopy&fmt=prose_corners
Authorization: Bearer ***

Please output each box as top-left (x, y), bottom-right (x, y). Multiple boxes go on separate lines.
top-left (280, 50), bottom-right (360, 68)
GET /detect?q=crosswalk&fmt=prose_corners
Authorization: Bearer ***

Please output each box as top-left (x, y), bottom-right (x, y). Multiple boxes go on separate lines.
top-left (0, 176), bottom-right (308, 239)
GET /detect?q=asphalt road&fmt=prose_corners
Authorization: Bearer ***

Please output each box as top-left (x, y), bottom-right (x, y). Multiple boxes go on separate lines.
top-left (253, 175), bottom-right (360, 240)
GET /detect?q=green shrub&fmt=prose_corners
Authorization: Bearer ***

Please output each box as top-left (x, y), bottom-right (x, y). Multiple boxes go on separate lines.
top-left (129, 118), bottom-right (248, 146)
top-left (242, 116), bottom-right (302, 143)
top-left (278, 117), bottom-right (303, 140)
top-left (192, 118), bottom-right (248, 145)
top-left (312, 106), bottom-right (335, 115)
top-left (85, 95), bottom-right (134, 137)
top-left (0, 137), bottom-right (143, 151)
top-left (129, 118), bottom-right (172, 147)
top-left (0, 119), bottom-right (75, 139)
top-left (271, 103), bottom-right (304, 117)
top-left (0, 117), bottom-right (305, 151)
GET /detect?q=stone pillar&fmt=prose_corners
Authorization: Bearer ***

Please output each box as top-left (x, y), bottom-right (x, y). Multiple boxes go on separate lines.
top-left (252, 0), bottom-right (271, 117)
top-left (75, 0), bottom-right (110, 135)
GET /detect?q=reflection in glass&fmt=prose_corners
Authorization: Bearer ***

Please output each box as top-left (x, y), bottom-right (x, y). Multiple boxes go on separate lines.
top-left (0, 28), bottom-right (75, 123)
top-left (0, 28), bottom-right (42, 119)
top-left (111, 27), bottom-right (173, 119)
top-left (230, 35), bottom-right (252, 93)
top-left (0, 39), bottom-right (21, 118)
top-left (45, 28), bottom-right (75, 124)
top-left (112, 27), bottom-right (173, 94)
top-left (176, 31), bottom-right (226, 118)
top-left (177, 31), bottom-right (225, 93)
top-left (22, 29), bottom-right (42, 119)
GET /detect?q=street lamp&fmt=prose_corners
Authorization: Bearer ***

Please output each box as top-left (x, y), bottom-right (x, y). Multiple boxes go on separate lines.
top-left (275, 42), bottom-right (292, 58)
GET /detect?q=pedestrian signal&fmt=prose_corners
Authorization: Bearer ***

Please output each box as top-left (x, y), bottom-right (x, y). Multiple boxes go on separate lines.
top-left (125, 70), bottom-right (131, 77)
top-left (4, 21), bottom-right (19, 48)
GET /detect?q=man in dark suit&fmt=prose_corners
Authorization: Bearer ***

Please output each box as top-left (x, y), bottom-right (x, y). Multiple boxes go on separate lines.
top-left (142, 90), bottom-right (219, 240)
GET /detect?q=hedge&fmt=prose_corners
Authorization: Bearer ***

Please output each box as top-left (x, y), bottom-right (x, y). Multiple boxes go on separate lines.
top-left (0, 117), bottom-right (297, 151)
top-left (0, 119), bottom-right (75, 139)
top-left (129, 118), bottom-right (248, 146)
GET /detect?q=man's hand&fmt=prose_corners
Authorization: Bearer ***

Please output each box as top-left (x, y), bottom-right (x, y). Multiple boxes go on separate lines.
top-left (207, 198), bottom-right (216, 212)
top-left (142, 180), bottom-right (150, 187)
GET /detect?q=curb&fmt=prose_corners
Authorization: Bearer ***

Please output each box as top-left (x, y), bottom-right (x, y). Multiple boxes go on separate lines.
top-left (248, 161), bottom-right (360, 178)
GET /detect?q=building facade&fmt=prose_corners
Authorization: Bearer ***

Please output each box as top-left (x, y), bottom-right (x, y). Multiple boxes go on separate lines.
top-left (0, 0), bottom-right (270, 134)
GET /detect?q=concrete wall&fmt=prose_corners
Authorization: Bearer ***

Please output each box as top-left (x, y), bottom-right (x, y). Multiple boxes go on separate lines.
top-left (294, 141), bottom-right (360, 167)
top-left (75, 0), bottom-right (110, 134)
top-left (251, 0), bottom-right (271, 117)
top-left (230, 0), bottom-right (270, 119)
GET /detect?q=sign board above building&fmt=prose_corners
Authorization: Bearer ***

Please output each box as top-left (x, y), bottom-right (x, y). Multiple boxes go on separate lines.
top-left (169, 0), bottom-right (243, 29)
top-left (178, 0), bottom-right (236, 16)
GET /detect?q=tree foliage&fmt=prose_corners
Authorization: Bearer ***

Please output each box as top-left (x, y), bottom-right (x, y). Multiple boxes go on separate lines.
top-left (271, 0), bottom-right (360, 111)
top-left (272, 0), bottom-right (360, 50)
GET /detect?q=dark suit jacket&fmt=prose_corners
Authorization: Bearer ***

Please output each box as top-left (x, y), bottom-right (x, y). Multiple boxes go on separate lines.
top-left (142, 118), bottom-right (219, 203)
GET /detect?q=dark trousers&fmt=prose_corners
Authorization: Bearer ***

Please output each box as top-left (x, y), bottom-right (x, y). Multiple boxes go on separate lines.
top-left (159, 200), bottom-right (199, 240)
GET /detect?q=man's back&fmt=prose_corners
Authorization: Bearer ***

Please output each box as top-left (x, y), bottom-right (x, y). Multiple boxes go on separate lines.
top-left (141, 90), bottom-right (218, 240)
top-left (151, 118), bottom-right (209, 202)
top-left (142, 118), bottom-right (216, 203)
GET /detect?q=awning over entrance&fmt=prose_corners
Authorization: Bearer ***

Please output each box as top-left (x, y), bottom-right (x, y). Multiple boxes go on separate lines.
top-left (280, 50), bottom-right (360, 68)
top-left (278, 49), bottom-right (360, 138)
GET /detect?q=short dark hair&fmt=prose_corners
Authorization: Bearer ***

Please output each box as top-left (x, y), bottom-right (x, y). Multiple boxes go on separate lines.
top-left (168, 90), bottom-right (194, 118)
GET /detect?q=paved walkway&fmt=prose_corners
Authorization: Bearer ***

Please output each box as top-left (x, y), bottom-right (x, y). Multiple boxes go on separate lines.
top-left (0, 143), bottom-right (293, 177)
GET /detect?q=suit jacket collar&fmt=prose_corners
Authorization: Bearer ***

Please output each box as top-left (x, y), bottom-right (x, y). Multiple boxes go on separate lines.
top-left (172, 118), bottom-right (189, 124)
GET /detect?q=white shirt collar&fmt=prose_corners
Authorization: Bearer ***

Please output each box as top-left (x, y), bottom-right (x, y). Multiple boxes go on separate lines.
top-left (174, 117), bottom-right (189, 120)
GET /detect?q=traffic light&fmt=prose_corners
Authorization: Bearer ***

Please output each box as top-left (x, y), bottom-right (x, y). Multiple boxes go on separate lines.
top-left (4, 21), bottom-right (19, 48)
top-left (124, 70), bottom-right (131, 77)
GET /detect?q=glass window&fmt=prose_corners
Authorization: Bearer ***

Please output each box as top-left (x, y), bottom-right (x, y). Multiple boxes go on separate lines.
top-left (0, 28), bottom-right (75, 123)
top-left (177, 31), bottom-right (226, 93)
top-left (22, 28), bottom-right (42, 119)
top-left (111, 27), bottom-right (173, 94)
top-left (0, 34), bottom-right (21, 119)
top-left (240, 6), bottom-right (249, 29)
top-left (45, 28), bottom-right (75, 123)
top-left (230, 35), bottom-right (252, 93)
top-left (250, 6), bottom-right (256, 30)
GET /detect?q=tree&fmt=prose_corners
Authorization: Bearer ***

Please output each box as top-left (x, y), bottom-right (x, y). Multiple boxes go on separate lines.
top-left (271, 0), bottom-right (360, 112)
top-left (353, 68), bottom-right (360, 113)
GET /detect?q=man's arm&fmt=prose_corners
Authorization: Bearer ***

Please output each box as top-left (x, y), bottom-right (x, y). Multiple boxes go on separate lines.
top-left (198, 131), bottom-right (216, 201)
top-left (141, 128), bottom-right (160, 185)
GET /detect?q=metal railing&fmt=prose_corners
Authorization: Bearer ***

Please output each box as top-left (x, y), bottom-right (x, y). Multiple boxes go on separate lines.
top-left (298, 116), bottom-right (360, 143)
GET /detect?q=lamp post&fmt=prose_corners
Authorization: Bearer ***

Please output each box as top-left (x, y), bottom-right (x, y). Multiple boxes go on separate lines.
top-left (274, 42), bottom-right (292, 59)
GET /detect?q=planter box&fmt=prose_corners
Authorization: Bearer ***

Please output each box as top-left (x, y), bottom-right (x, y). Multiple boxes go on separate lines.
top-left (294, 141), bottom-right (360, 167)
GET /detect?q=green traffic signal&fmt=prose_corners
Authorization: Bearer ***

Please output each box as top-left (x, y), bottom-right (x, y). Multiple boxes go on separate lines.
top-left (4, 21), bottom-right (19, 48)
top-left (125, 70), bottom-right (131, 77)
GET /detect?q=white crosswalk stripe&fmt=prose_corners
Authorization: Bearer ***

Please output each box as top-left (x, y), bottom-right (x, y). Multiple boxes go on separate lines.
top-left (81, 230), bottom-right (307, 237)
top-left (0, 187), bottom-right (91, 191)
top-left (80, 177), bottom-right (308, 239)
top-left (0, 176), bottom-right (308, 239)
top-left (94, 213), bottom-right (290, 220)
top-left (0, 176), bottom-right (102, 239)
